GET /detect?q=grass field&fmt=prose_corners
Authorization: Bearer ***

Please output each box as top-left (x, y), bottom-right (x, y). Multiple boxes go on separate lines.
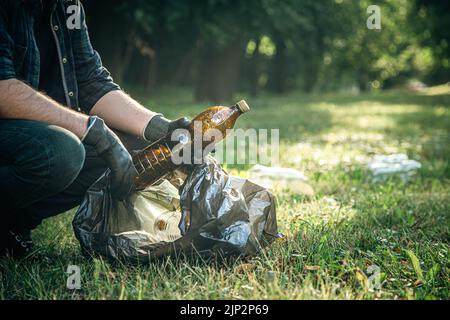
top-left (1, 87), bottom-right (449, 300)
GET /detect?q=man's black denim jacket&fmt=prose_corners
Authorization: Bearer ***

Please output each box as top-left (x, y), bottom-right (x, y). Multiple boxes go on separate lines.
top-left (0, 0), bottom-right (120, 113)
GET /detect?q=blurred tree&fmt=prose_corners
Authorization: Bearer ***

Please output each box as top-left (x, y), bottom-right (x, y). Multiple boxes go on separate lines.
top-left (319, 0), bottom-right (431, 91)
top-left (414, 0), bottom-right (450, 84)
top-left (83, 0), bottom-right (449, 101)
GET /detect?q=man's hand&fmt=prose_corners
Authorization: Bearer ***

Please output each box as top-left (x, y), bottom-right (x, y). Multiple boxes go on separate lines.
top-left (144, 115), bottom-right (191, 143)
top-left (82, 116), bottom-right (137, 200)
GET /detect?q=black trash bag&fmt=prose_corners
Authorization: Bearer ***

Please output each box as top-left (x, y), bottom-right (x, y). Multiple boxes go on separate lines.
top-left (73, 156), bottom-right (278, 263)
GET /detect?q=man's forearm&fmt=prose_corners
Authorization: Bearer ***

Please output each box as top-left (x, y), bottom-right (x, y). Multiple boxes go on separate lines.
top-left (0, 79), bottom-right (88, 138)
top-left (90, 90), bottom-right (156, 138)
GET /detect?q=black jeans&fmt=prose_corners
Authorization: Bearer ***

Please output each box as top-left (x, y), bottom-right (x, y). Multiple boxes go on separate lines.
top-left (0, 119), bottom-right (147, 231)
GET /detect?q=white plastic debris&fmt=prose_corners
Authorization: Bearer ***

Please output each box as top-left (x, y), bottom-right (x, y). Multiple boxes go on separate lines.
top-left (248, 165), bottom-right (314, 195)
top-left (367, 154), bottom-right (422, 182)
top-left (322, 196), bottom-right (340, 208)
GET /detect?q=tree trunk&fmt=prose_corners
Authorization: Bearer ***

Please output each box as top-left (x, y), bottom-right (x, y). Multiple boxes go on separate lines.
top-left (194, 40), bottom-right (245, 103)
top-left (248, 39), bottom-right (263, 96)
top-left (267, 36), bottom-right (289, 94)
top-left (357, 71), bottom-right (370, 91)
top-left (172, 41), bottom-right (199, 86)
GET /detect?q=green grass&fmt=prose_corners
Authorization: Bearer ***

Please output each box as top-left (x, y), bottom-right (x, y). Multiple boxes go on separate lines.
top-left (1, 88), bottom-right (449, 300)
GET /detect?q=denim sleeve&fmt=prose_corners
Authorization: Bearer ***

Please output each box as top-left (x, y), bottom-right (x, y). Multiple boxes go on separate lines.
top-left (70, 2), bottom-right (120, 113)
top-left (0, 6), bottom-right (16, 81)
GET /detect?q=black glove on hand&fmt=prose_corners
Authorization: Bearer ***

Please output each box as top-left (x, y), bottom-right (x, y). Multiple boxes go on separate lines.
top-left (82, 116), bottom-right (137, 200)
top-left (143, 115), bottom-right (191, 143)
top-left (144, 115), bottom-right (214, 167)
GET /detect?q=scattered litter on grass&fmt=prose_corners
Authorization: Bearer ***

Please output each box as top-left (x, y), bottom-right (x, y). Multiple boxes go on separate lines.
top-left (248, 164), bottom-right (314, 195)
top-left (367, 154), bottom-right (422, 182)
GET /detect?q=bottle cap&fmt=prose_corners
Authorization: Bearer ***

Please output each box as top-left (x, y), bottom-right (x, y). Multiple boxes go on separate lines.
top-left (236, 100), bottom-right (250, 113)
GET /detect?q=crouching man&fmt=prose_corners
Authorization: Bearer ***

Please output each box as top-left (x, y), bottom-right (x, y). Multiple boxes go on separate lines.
top-left (0, 0), bottom-right (190, 257)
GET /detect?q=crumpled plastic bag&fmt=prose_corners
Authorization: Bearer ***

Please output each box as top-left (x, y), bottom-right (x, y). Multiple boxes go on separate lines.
top-left (248, 164), bottom-right (315, 196)
top-left (73, 157), bottom-right (278, 263)
top-left (367, 154), bottom-right (422, 182)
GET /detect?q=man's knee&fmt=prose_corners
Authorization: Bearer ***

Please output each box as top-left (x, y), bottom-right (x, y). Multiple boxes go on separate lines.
top-left (1, 120), bottom-right (86, 210)
top-left (7, 121), bottom-right (86, 193)
top-left (43, 125), bottom-right (85, 192)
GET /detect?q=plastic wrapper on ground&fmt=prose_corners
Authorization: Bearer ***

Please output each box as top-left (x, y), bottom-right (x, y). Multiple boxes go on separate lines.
top-left (368, 154), bottom-right (422, 182)
top-left (73, 157), bottom-right (279, 263)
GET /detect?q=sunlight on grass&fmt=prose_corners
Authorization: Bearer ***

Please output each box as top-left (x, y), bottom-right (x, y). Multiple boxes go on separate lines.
top-left (421, 84), bottom-right (450, 96)
top-left (1, 89), bottom-right (449, 300)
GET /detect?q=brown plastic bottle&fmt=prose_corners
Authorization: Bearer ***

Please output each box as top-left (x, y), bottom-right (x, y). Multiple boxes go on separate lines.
top-left (133, 100), bottom-right (250, 190)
